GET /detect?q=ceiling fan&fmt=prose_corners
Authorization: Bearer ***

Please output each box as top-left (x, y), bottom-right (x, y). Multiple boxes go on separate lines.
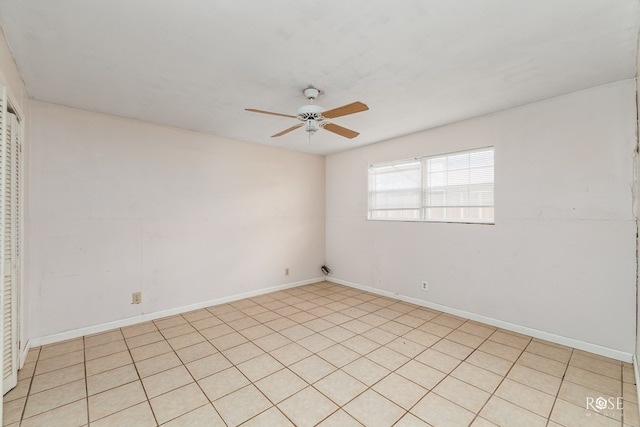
top-left (245, 86), bottom-right (369, 139)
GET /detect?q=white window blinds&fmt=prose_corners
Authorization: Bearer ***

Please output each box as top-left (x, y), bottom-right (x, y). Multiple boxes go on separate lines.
top-left (368, 160), bottom-right (422, 220)
top-left (368, 147), bottom-right (494, 223)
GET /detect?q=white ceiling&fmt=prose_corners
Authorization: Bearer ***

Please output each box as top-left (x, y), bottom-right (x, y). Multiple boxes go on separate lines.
top-left (0, 1), bottom-right (638, 155)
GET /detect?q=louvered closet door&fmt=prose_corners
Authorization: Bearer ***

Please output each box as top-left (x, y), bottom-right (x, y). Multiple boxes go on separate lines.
top-left (1, 89), bottom-right (20, 394)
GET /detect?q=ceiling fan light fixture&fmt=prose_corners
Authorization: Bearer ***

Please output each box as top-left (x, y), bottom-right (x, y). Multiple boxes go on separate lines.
top-left (305, 119), bottom-right (319, 134)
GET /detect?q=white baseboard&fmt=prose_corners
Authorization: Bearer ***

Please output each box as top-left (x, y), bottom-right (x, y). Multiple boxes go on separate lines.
top-left (30, 277), bottom-right (325, 348)
top-left (19, 340), bottom-right (30, 369)
top-left (328, 277), bottom-right (634, 363)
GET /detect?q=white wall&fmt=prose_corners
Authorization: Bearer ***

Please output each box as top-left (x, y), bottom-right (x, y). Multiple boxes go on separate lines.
top-left (326, 80), bottom-right (637, 355)
top-left (28, 101), bottom-right (325, 338)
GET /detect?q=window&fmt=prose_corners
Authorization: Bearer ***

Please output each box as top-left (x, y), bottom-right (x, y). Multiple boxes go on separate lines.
top-left (368, 147), bottom-right (494, 223)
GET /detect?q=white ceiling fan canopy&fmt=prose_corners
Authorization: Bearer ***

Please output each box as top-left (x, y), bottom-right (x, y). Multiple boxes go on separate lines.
top-left (303, 87), bottom-right (321, 100)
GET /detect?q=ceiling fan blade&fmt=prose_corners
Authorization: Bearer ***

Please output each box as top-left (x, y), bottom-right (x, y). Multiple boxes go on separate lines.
top-left (323, 123), bottom-right (360, 139)
top-left (245, 108), bottom-right (297, 119)
top-left (271, 123), bottom-right (303, 137)
top-left (321, 101), bottom-right (369, 119)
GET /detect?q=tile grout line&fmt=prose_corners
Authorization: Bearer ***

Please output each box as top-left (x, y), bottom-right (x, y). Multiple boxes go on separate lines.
top-left (83, 336), bottom-right (89, 427)
top-left (464, 332), bottom-right (532, 426)
top-left (17, 346), bottom-right (40, 424)
top-left (121, 325), bottom-right (160, 427)
top-left (621, 363), bottom-right (625, 427)
top-left (545, 347), bottom-right (574, 427)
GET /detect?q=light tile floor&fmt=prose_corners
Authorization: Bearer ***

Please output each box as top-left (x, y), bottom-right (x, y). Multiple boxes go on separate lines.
top-left (3, 281), bottom-right (640, 426)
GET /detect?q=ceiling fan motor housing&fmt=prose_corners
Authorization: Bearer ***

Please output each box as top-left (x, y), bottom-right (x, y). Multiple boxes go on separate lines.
top-left (297, 104), bottom-right (325, 122)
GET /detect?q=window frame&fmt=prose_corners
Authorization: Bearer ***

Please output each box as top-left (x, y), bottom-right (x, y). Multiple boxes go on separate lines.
top-left (367, 146), bottom-right (495, 224)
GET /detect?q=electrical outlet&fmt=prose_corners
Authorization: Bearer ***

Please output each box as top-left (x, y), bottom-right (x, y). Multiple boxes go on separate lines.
top-left (285, 268), bottom-right (289, 276)
top-left (421, 281), bottom-right (428, 291)
top-left (132, 292), bottom-right (142, 304)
